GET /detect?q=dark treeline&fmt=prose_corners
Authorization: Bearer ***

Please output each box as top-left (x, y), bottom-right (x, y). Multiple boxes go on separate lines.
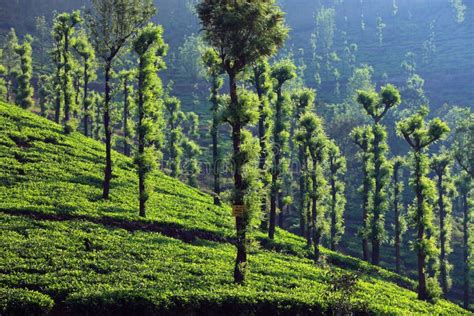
top-left (0, 0), bottom-right (472, 310)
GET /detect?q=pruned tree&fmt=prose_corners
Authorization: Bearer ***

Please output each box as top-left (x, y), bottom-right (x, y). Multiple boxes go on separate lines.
top-left (431, 151), bottom-right (456, 295)
top-left (391, 156), bottom-right (406, 274)
top-left (292, 88), bottom-right (315, 237)
top-left (327, 140), bottom-right (346, 251)
top-left (357, 84), bottom-right (401, 265)
top-left (118, 69), bottom-right (135, 156)
top-left (182, 138), bottom-right (202, 188)
top-left (73, 33), bottom-right (96, 137)
top-left (252, 58), bottom-right (274, 228)
top-left (454, 112), bottom-right (473, 177)
top-left (37, 74), bottom-right (50, 117)
top-left (351, 125), bottom-right (374, 262)
top-left (53, 11), bottom-right (82, 133)
top-left (86, 0), bottom-right (156, 199)
top-left (455, 171), bottom-right (472, 309)
top-left (397, 106), bottom-right (450, 301)
top-left (197, 0), bottom-right (288, 284)
top-left (1, 28), bottom-right (19, 102)
top-left (14, 35), bottom-right (34, 109)
top-left (268, 59), bottom-right (296, 239)
top-left (296, 112), bottom-right (329, 262)
top-left (202, 48), bottom-right (224, 205)
top-left (164, 96), bottom-right (185, 178)
top-left (133, 23), bottom-right (167, 218)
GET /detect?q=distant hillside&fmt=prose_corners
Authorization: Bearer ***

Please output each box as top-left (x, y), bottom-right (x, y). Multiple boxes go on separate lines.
top-left (0, 0), bottom-right (472, 109)
top-left (0, 103), bottom-right (471, 314)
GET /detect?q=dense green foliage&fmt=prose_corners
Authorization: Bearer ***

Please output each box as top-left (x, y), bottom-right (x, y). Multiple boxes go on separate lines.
top-left (85, 0), bottom-right (156, 200)
top-left (1, 102), bottom-right (471, 315)
top-left (133, 23), bottom-right (167, 218)
top-left (356, 84), bottom-right (401, 266)
top-left (197, 0), bottom-right (288, 284)
top-left (13, 35), bottom-right (34, 110)
top-left (397, 107), bottom-right (450, 301)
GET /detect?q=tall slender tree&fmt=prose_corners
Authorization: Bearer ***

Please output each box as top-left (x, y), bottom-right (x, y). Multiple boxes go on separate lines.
top-left (53, 11), bottom-right (82, 133)
top-left (456, 172), bottom-right (472, 309)
top-left (164, 96), bottom-right (184, 178)
top-left (292, 88), bottom-right (315, 237)
top-left (253, 58), bottom-right (274, 228)
top-left (351, 125), bottom-right (374, 261)
top-left (397, 107), bottom-right (450, 301)
top-left (357, 84), bottom-right (401, 265)
top-left (14, 35), bottom-right (34, 109)
top-left (37, 74), bottom-right (50, 117)
top-left (73, 34), bottom-right (96, 137)
top-left (454, 112), bottom-right (473, 177)
top-left (268, 59), bottom-right (296, 239)
top-left (118, 70), bottom-right (135, 156)
top-left (86, 0), bottom-right (155, 200)
top-left (295, 112), bottom-right (328, 262)
top-left (0, 62), bottom-right (7, 101)
top-left (1, 28), bottom-right (19, 103)
top-left (197, 0), bottom-right (288, 284)
top-left (327, 140), bottom-right (346, 251)
top-left (133, 23), bottom-right (167, 218)
top-left (430, 151), bottom-right (456, 295)
top-left (391, 156), bottom-right (406, 274)
top-left (202, 48), bottom-right (224, 204)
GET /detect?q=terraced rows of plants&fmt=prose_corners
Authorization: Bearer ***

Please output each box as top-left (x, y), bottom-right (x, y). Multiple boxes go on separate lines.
top-left (0, 102), bottom-right (470, 315)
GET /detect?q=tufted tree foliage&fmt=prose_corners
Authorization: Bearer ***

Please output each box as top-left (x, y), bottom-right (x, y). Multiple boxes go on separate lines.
top-left (0, 62), bottom-right (7, 101)
top-left (202, 48), bottom-right (224, 205)
top-left (295, 112), bottom-right (329, 262)
top-left (1, 28), bottom-right (19, 103)
top-left (327, 140), bottom-right (346, 251)
top-left (455, 171), bottom-right (472, 309)
top-left (118, 69), bottom-right (135, 156)
top-left (351, 125), bottom-right (374, 262)
top-left (133, 23), bottom-right (167, 218)
top-left (397, 106), bottom-right (450, 301)
top-left (453, 112), bottom-right (473, 177)
top-left (357, 84), bottom-right (401, 265)
top-left (252, 58), bottom-right (274, 228)
top-left (292, 88), bottom-right (316, 238)
top-left (164, 96), bottom-right (185, 178)
top-left (53, 11), bottom-right (82, 134)
top-left (197, 0), bottom-right (288, 284)
top-left (86, 0), bottom-right (156, 200)
top-left (391, 156), bottom-right (407, 274)
top-left (73, 33), bottom-right (96, 138)
top-left (182, 138), bottom-right (202, 188)
top-left (14, 35), bottom-right (34, 109)
top-left (37, 74), bottom-right (50, 117)
top-left (268, 59), bottom-right (296, 239)
top-left (430, 151), bottom-right (456, 296)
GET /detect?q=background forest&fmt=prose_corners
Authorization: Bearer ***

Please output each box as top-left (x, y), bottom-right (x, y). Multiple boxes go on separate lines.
top-left (0, 0), bottom-right (472, 313)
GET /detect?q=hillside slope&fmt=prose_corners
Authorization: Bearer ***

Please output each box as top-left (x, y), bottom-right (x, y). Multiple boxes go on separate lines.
top-left (0, 102), bottom-right (471, 315)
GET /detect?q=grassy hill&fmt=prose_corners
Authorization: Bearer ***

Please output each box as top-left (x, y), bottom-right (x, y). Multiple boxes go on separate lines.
top-left (0, 101), bottom-right (471, 315)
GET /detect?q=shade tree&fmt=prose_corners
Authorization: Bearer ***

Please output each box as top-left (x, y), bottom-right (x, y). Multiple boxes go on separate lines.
top-left (197, 0), bottom-right (288, 284)
top-left (397, 106), bottom-right (450, 301)
top-left (356, 84), bottom-right (401, 265)
top-left (86, 0), bottom-right (156, 199)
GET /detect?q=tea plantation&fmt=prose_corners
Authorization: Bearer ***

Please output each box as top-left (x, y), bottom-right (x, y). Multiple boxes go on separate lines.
top-left (0, 102), bottom-right (471, 315)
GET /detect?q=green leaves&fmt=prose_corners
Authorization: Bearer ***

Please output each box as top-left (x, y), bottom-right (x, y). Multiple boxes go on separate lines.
top-left (196, 0), bottom-right (288, 73)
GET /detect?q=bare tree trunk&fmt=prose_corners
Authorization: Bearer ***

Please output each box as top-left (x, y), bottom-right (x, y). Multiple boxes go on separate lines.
top-left (102, 61), bottom-right (112, 200)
